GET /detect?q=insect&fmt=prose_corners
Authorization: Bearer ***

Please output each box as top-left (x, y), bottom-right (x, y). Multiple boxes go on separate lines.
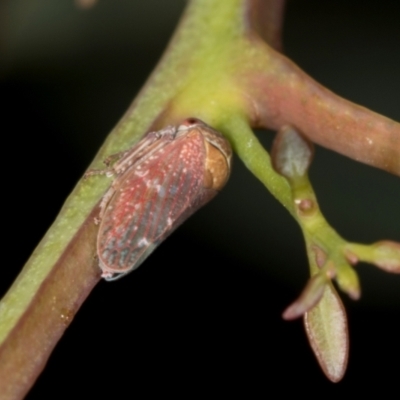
top-left (88, 118), bottom-right (232, 280)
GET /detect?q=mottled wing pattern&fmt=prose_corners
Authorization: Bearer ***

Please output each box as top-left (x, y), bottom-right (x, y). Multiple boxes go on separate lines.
top-left (98, 130), bottom-right (206, 279)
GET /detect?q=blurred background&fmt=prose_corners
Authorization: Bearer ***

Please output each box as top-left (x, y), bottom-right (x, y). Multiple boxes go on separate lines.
top-left (1, 0), bottom-right (399, 397)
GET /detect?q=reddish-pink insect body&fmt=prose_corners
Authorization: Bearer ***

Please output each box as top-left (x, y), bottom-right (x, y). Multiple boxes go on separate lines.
top-left (95, 118), bottom-right (232, 280)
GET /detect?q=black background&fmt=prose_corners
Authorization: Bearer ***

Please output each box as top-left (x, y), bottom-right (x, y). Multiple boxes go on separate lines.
top-left (1, 0), bottom-right (399, 397)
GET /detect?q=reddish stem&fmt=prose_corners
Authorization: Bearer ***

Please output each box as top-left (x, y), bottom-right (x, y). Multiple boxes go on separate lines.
top-left (246, 47), bottom-right (400, 175)
top-left (0, 210), bottom-right (101, 400)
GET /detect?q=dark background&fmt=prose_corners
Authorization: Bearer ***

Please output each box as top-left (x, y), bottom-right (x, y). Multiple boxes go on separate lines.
top-left (1, 0), bottom-right (399, 397)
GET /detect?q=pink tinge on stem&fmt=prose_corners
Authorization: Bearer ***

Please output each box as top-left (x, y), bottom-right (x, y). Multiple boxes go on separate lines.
top-left (0, 206), bottom-right (102, 400)
top-left (246, 46), bottom-right (400, 176)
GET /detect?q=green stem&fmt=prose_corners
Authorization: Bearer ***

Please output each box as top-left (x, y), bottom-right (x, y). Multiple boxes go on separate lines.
top-left (1, 0), bottom-right (399, 396)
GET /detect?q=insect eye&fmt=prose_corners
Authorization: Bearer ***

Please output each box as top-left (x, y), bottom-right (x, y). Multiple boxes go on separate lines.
top-left (177, 117), bottom-right (201, 131)
top-left (185, 117), bottom-right (199, 125)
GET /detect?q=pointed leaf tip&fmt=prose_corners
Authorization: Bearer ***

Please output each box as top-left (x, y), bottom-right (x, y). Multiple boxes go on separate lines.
top-left (304, 284), bottom-right (349, 383)
top-left (282, 274), bottom-right (327, 320)
top-left (336, 266), bottom-right (361, 300)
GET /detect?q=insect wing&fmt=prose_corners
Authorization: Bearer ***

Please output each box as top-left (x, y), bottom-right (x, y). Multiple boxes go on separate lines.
top-left (98, 129), bottom-right (207, 280)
